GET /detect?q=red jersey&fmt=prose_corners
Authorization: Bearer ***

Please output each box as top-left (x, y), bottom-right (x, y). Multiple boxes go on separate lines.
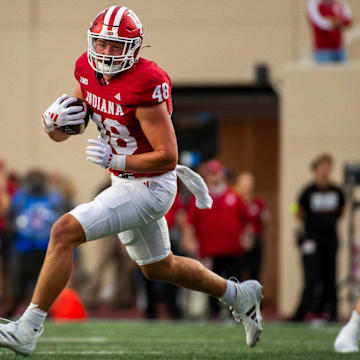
top-left (165, 192), bottom-right (184, 230)
top-left (187, 187), bottom-right (250, 258)
top-left (243, 198), bottom-right (267, 235)
top-left (307, 0), bottom-right (352, 50)
top-left (74, 52), bottom-right (173, 178)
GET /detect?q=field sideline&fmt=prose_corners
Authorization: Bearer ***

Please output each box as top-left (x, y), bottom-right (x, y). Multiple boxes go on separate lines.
top-left (0, 320), bottom-right (357, 359)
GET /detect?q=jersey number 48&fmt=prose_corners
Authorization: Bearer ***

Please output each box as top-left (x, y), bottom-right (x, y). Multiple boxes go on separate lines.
top-left (152, 82), bottom-right (169, 103)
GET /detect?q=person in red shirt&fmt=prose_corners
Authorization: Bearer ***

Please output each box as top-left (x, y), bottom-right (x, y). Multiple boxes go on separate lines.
top-left (307, 0), bottom-right (353, 63)
top-left (0, 7), bottom-right (263, 355)
top-left (234, 172), bottom-right (268, 281)
top-left (165, 192), bottom-right (185, 230)
top-left (184, 160), bottom-right (251, 318)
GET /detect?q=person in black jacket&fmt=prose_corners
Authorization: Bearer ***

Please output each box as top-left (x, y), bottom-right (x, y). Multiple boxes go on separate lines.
top-left (291, 154), bottom-right (345, 322)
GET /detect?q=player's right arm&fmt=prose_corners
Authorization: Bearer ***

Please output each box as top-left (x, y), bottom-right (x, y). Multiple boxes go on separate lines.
top-left (41, 84), bottom-right (85, 142)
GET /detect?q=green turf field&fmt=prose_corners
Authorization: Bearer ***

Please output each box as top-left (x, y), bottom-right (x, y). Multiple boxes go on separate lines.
top-left (0, 320), bottom-right (358, 359)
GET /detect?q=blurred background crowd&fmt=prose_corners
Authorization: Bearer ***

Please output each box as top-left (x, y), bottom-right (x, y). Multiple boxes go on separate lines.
top-left (0, 151), bottom-right (348, 325)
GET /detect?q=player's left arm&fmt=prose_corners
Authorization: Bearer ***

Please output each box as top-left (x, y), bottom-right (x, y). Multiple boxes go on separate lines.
top-left (125, 102), bottom-right (178, 172)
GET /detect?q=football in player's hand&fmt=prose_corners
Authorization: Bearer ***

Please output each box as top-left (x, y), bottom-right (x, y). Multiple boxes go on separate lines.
top-left (58, 98), bottom-right (91, 135)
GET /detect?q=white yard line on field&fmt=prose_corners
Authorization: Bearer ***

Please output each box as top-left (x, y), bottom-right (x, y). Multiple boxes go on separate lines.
top-left (0, 350), bottom-right (163, 356)
top-left (39, 337), bottom-right (109, 343)
top-left (40, 337), bottom-right (240, 343)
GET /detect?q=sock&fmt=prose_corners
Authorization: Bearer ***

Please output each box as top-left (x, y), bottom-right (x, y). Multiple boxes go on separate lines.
top-left (19, 303), bottom-right (47, 331)
top-left (348, 310), bottom-right (360, 331)
top-left (220, 280), bottom-right (237, 306)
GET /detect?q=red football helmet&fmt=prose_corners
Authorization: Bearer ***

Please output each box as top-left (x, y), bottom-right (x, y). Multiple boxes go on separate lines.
top-left (87, 6), bottom-right (144, 75)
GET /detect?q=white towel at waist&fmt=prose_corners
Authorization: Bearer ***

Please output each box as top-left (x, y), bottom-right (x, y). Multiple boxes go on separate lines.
top-left (175, 164), bottom-right (213, 209)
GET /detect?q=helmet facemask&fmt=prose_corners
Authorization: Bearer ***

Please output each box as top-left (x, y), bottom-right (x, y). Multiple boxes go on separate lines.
top-left (87, 31), bottom-right (142, 75)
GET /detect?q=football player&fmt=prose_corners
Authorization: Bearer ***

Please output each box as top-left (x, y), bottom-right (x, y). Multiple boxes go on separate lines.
top-left (0, 6), bottom-right (263, 356)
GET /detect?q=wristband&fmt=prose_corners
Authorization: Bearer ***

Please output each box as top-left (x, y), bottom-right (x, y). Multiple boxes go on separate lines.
top-left (110, 154), bottom-right (126, 171)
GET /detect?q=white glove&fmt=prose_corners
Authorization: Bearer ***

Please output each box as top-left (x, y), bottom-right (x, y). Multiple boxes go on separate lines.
top-left (86, 135), bottom-right (126, 170)
top-left (42, 94), bottom-right (86, 133)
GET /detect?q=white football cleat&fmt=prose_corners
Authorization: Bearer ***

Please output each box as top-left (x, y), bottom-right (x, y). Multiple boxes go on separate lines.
top-left (0, 318), bottom-right (44, 357)
top-left (228, 279), bottom-right (263, 347)
top-left (334, 323), bottom-right (359, 353)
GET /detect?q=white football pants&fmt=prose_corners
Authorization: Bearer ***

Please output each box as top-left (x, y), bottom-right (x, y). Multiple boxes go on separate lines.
top-left (70, 171), bottom-right (177, 265)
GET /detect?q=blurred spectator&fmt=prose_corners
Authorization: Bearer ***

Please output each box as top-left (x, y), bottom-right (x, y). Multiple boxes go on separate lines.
top-left (1, 169), bottom-right (65, 316)
top-left (291, 154), bottom-right (345, 322)
top-left (81, 178), bottom-right (137, 310)
top-left (7, 170), bottom-right (19, 196)
top-left (47, 172), bottom-right (84, 291)
top-left (183, 160), bottom-right (250, 319)
top-left (81, 234), bottom-right (137, 310)
top-left (79, 235), bottom-right (137, 311)
top-left (308, 0), bottom-right (353, 64)
top-left (234, 172), bottom-right (268, 280)
top-left (48, 172), bottom-right (76, 212)
top-left (0, 162), bottom-right (18, 306)
top-left (143, 191), bottom-right (186, 319)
